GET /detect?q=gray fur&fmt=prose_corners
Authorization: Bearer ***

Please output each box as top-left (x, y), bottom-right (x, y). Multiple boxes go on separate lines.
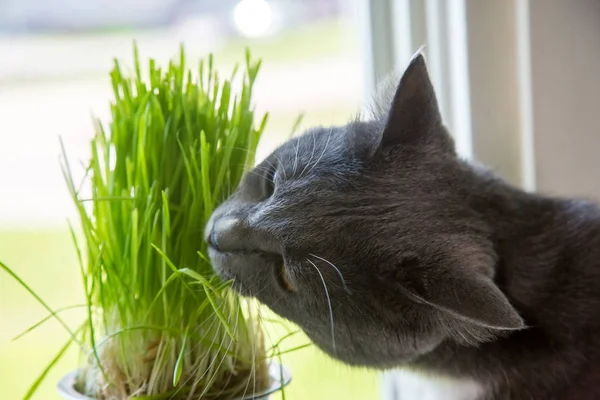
top-left (206, 54), bottom-right (600, 399)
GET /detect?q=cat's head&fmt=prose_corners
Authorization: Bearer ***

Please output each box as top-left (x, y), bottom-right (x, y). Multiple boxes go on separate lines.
top-left (206, 53), bottom-right (524, 368)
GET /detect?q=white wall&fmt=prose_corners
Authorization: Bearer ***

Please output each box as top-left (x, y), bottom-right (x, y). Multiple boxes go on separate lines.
top-left (529, 0), bottom-right (600, 200)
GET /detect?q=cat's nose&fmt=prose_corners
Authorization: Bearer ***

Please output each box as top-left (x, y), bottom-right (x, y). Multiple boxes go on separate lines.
top-left (206, 216), bottom-right (241, 252)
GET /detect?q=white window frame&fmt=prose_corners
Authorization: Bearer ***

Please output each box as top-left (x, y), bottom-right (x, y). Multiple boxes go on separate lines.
top-left (358, 0), bottom-right (535, 191)
top-left (357, 0), bottom-right (536, 398)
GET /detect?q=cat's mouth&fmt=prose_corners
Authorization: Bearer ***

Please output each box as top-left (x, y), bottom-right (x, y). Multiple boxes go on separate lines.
top-left (208, 247), bottom-right (296, 295)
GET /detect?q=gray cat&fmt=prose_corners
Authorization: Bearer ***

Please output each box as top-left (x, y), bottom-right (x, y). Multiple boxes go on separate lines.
top-left (205, 53), bottom-right (600, 400)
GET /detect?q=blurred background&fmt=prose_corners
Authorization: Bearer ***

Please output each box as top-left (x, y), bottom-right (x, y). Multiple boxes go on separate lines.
top-left (1, 0), bottom-right (600, 399)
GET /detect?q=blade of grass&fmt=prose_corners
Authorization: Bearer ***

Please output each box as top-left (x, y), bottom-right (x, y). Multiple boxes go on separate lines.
top-left (11, 45), bottom-right (293, 399)
top-left (23, 324), bottom-right (85, 400)
top-left (11, 304), bottom-right (88, 342)
top-left (0, 260), bottom-right (82, 347)
top-left (173, 328), bottom-right (188, 386)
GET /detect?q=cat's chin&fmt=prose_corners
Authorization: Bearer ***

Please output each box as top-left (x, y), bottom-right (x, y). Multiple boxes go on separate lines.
top-left (208, 248), bottom-right (286, 297)
top-left (305, 332), bottom-right (424, 369)
top-left (291, 318), bottom-right (444, 369)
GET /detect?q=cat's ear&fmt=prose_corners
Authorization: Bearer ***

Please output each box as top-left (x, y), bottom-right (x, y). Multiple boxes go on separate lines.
top-left (398, 261), bottom-right (524, 331)
top-left (378, 51), bottom-right (454, 153)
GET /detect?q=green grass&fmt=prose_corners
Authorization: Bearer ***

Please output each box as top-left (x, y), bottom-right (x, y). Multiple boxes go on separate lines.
top-left (4, 46), bottom-right (279, 400)
top-left (0, 230), bottom-right (380, 399)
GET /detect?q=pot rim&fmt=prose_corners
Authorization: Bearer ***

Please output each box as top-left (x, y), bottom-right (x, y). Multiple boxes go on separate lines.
top-left (57, 361), bottom-right (291, 400)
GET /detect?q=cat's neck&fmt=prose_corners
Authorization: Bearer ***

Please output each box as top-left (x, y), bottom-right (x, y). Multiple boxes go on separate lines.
top-left (418, 163), bottom-right (600, 399)
top-left (466, 164), bottom-right (600, 312)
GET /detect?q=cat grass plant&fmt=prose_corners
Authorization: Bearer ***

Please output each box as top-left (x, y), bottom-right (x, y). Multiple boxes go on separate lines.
top-left (1, 46), bottom-right (284, 399)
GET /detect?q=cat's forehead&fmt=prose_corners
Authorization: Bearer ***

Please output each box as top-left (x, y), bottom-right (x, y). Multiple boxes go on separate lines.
top-left (284, 126), bottom-right (345, 153)
top-left (271, 126), bottom-right (350, 168)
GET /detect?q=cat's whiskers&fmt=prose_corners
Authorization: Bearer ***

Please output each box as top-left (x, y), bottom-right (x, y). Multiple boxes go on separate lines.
top-left (218, 145), bottom-right (258, 156)
top-left (196, 299), bottom-right (241, 397)
top-left (248, 166), bottom-right (271, 177)
top-left (251, 274), bottom-right (283, 299)
top-left (238, 298), bottom-right (260, 400)
top-left (305, 128), bottom-right (334, 177)
top-left (271, 153), bottom-right (288, 181)
top-left (306, 258), bottom-right (336, 353)
top-left (176, 295), bottom-right (239, 398)
top-left (292, 138), bottom-right (300, 177)
top-left (299, 130), bottom-right (318, 178)
top-left (248, 164), bottom-right (279, 183)
top-left (262, 157), bottom-right (279, 173)
top-left (308, 253), bottom-right (350, 293)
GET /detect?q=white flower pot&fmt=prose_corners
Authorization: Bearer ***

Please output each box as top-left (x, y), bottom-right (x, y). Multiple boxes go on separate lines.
top-left (57, 361), bottom-right (291, 400)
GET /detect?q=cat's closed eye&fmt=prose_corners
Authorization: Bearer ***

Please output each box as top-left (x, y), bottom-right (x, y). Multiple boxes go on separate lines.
top-left (261, 164), bottom-right (277, 199)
